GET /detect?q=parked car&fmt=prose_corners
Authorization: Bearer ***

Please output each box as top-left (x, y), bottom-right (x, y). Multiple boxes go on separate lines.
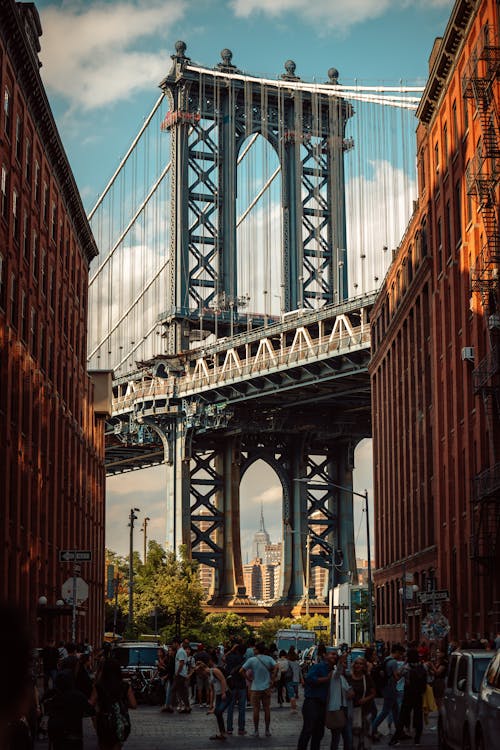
top-left (475, 649), bottom-right (500, 750)
top-left (438, 649), bottom-right (492, 750)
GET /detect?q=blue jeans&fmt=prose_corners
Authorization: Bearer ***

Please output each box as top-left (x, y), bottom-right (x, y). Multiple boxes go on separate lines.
top-left (214, 692), bottom-right (231, 734)
top-left (297, 697), bottom-right (326, 750)
top-left (227, 687), bottom-right (247, 732)
top-left (372, 686), bottom-right (399, 733)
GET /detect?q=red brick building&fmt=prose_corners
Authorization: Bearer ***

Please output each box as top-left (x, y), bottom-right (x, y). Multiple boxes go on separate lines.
top-left (370, 0), bottom-right (499, 644)
top-left (0, 1), bottom-right (107, 646)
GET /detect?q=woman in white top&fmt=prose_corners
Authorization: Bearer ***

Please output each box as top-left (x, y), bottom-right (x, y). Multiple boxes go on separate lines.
top-left (195, 659), bottom-right (230, 741)
top-left (327, 653), bottom-right (354, 750)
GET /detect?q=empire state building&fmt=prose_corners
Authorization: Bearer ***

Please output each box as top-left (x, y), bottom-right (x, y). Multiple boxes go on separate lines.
top-left (253, 504), bottom-right (271, 562)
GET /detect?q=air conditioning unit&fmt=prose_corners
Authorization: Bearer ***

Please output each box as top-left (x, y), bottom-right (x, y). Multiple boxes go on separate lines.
top-left (461, 346), bottom-right (475, 362)
top-left (488, 314), bottom-right (500, 331)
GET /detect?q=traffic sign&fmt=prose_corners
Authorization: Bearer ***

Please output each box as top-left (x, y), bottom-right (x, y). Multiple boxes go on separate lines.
top-left (418, 589), bottom-right (449, 604)
top-left (313, 625), bottom-right (328, 630)
top-left (59, 550), bottom-right (92, 562)
top-left (61, 577), bottom-right (89, 605)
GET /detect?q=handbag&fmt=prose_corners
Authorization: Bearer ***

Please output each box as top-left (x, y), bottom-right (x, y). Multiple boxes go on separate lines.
top-left (325, 709), bottom-right (346, 729)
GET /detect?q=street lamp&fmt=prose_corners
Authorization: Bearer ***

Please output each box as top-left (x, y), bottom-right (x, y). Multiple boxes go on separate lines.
top-left (128, 507), bottom-right (140, 628)
top-left (293, 478), bottom-right (374, 645)
top-left (141, 516), bottom-right (151, 564)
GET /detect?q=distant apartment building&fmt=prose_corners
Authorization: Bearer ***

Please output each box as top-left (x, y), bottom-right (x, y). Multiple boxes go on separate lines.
top-left (0, 1), bottom-right (107, 646)
top-left (370, 0), bottom-right (499, 642)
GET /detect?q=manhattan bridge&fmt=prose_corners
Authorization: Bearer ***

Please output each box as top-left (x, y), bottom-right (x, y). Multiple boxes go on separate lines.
top-left (87, 43), bottom-right (423, 613)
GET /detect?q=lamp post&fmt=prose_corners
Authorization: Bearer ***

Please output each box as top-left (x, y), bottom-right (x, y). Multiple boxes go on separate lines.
top-left (141, 516), bottom-right (150, 564)
top-left (128, 507), bottom-right (140, 629)
top-left (293, 478), bottom-right (374, 645)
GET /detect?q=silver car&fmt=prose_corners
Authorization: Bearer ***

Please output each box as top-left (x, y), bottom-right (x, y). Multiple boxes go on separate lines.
top-left (438, 650), bottom-right (492, 750)
top-left (475, 650), bottom-right (500, 750)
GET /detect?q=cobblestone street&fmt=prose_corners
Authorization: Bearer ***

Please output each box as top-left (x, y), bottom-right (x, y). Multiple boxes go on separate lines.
top-left (36, 700), bottom-right (439, 750)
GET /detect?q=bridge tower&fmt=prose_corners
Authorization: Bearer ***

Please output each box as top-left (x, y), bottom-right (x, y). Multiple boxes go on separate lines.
top-left (109, 45), bottom-right (369, 612)
top-left (159, 42), bottom-right (351, 353)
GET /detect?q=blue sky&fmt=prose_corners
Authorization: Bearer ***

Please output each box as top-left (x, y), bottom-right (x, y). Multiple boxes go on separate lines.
top-left (34, 0), bottom-right (454, 561)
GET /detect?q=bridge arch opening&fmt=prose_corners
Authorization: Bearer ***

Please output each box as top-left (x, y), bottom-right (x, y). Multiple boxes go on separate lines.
top-left (236, 134), bottom-right (283, 321)
top-left (239, 458), bottom-right (284, 603)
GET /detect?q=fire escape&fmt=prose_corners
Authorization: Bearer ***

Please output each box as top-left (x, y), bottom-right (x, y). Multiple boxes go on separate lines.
top-left (462, 23), bottom-right (500, 581)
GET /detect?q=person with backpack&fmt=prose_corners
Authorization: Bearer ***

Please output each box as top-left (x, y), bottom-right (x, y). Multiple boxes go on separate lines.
top-left (371, 644), bottom-right (405, 741)
top-left (224, 643), bottom-right (247, 736)
top-left (277, 650), bottom-right (291, 706)
top-left (45, 671), bottom-right (95, 750)
top-left (240, 642), bottom-right (278, 738)
top-left (388, 649), bottom-right (427, 747)
top-left (90, 658), bottom-right (136, 750)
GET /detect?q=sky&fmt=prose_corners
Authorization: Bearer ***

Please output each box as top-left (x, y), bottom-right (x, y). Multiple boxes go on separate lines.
top-left (34, 0), bottom-right (454, 564)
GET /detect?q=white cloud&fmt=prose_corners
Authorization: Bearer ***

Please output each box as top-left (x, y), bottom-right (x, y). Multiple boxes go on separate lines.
top-left (229, 0), bottom-right (452, 33)
top-left (39, 1), bottom-right (187, 110)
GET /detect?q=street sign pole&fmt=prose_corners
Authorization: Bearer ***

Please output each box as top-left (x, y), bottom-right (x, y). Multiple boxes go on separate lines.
top-left (71, 563), bottom-right (80, 643)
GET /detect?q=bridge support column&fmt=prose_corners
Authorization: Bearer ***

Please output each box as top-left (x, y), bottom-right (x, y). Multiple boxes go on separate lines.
top-left (216, 438), bottom-right (245, 602)
top-left (167, 417), bottom-right (191, 554)
top-left (282, 439), bottom-right (307, 601)
top-left (334, 443), bottom-right (357, 582)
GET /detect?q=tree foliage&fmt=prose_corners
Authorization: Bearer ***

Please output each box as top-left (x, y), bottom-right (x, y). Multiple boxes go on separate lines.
top-left (191, 612), bottom-right (253, 646)
top-left (256, 616), bottom-right (292, 645)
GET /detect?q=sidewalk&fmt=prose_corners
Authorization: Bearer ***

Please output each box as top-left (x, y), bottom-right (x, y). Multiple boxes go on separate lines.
top-left (35, 700), bottom-right (439, 750)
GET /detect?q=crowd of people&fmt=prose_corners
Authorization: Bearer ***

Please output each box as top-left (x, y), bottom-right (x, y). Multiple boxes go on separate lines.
top-left (3, 597), bottom-right (499, 750)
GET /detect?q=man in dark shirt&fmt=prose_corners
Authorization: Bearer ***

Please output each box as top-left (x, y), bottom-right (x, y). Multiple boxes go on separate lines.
top-left (225, 643), bottom-right (247, 735)
top-left (42, 638), bottom-right (59, 691)
top-left (297, 649), bottom-right (338, 750)
top-left (45, 671), bottom-right (95, 750)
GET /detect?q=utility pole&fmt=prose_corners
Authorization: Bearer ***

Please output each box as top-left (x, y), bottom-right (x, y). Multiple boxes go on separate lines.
top-left (141, 516), bottom-right (150, 564)
top-left (305, 533), bottom-right (311, 617)
top-left (128, 507), bottom-right (140, 629)
top-left (364, 489), bottom-right (374, 645)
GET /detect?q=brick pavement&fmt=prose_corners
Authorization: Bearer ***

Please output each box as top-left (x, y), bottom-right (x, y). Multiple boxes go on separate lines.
top-left (35, 699), bottom-right (439, 750)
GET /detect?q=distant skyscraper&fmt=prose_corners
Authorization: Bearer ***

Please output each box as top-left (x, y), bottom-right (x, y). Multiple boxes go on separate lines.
top-left (252, 503), bottom-right (271, 562)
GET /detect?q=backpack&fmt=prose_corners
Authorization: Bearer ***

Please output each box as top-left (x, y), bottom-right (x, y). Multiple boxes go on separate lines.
top-left (377, 656), bottom-right (395, 689)
top-left (97, 697), bottom-right (131, 744)
top-left (285, 663), bottom-right (294, 682)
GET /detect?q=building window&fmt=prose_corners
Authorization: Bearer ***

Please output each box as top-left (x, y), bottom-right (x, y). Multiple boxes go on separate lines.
top-left (15, 117), bottom-right (22, 162)
top-left (10, 274), bottom-right (17, 327)
top-left (40, 326), bottom-right (46, 370)
top-left (41, 249), bottom-right (47, 295)
top-left (32, 231), bottom-right (38, 281)
top-left (437, 217), bottom-right (443, 273)
top-left (452, 101), bottom-right (458, 148)
top-left (49, 267), bottom-right (55, 309)
top-left (51, 202), bottom-right (57, 241)
top-left (3, 88), bottom-right (11, 139)
top-left (22, 212), bottom-right (29, 259)
top-left (25, 139), bottom-right (31, 183)
top-left (43, 183), bottom-right (49, 224)
top-left (455, 181), bottom-right (462, 245)
top-left (34, 161), bottom-right (40, 203)
top-left (443, 123), bottom-right (448, 168)
top-left (434, 142), bottom-right (439, 172)
top-left (21, 290), bottom-right (27, 341)
top-left (12, 190), bottom-right (19, 241)
top-left (464, 97), bottom-right (469, 132)
top-left (445, 200), bottom-right (452, 258)
top-left (47, 337), bottom-right (53, 380)
top-left (30, 307), bottom-right (38, 357)
top-left (1, 165), bottom-right (8, 218)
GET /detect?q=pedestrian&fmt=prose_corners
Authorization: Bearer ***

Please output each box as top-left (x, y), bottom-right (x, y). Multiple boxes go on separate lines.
top-left (166, 637), bottom-right (191, 714)
top-left (430, 649), bottom-right (448, 709)
top-left (371, 643), bottom-right (405, 741)
top-left (326, 652), bottom-right (354, 750)
top-left (75, 653), bottom-right (93, 699)
top-left (41, 638), bottom-right (60, 692)
top-left (195, 659), bottom-right (230, 741)
top-left (277, 650), bottom-right (290, 706)
top-left (389, 648), bottom-right (427, 747)
top-left (240, 641), bottom-right (278, 738)
top-left (348, 657), bottom-right (376, 750)
top-left (224, 643), bottom-right (247, 736)
top-left (287, 648), bottom-right (303, 713)
top-left (297, 647), bottom-right (337, 750)
top-left (90, 658), bottom-right (136, 750)
top-left (46, 671), bottom-right (95, 750)
top-left (194, 645), bottom-right (210, 708)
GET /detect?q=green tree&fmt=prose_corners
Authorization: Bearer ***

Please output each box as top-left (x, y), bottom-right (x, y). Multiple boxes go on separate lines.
top-left (294, 614), bottom-right (332, 643)
top-left (193, 612), bottom-right (253, 646)
top-left (256, 616), bottom-right (292, 645)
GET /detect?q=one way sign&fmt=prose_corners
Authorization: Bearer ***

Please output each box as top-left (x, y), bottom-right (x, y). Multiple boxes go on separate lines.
top-left (59, 550), bottom-right (92, 562)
